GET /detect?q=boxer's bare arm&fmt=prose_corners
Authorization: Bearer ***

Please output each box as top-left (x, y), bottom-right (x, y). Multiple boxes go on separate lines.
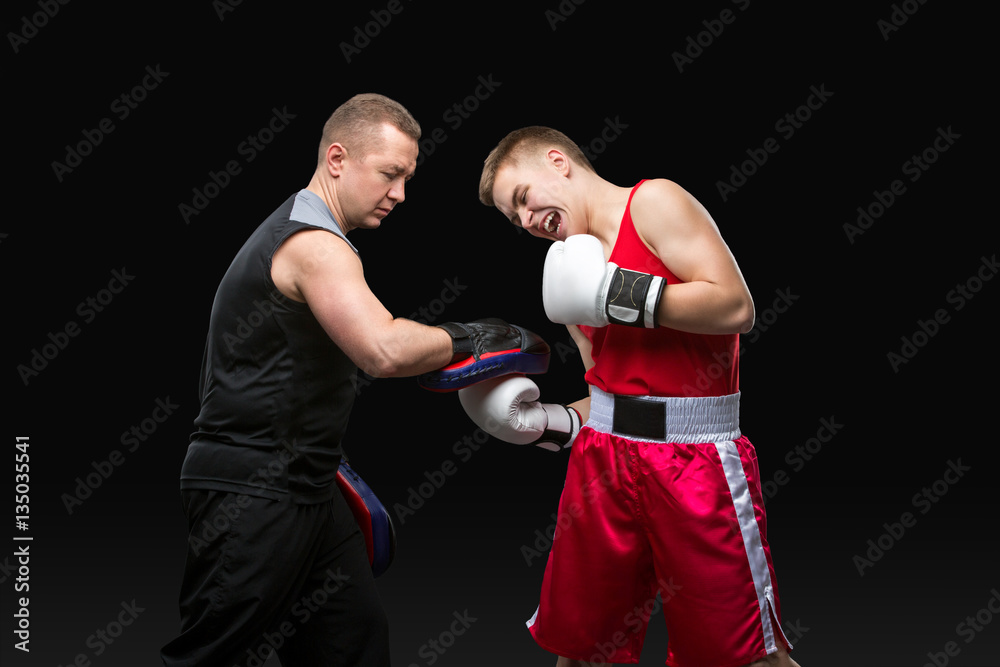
top-left (629, 179), bottom-right (755, 335)
top-left (566, 324), bottom-right (592, 423)
top-left (567, 324), bottom-right (595, 374)
top-left (271, 229), bottom-right (453, 378)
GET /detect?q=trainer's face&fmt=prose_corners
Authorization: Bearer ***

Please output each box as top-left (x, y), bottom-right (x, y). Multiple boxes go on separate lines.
top-left (492, 151), bottom-right (574, 242)
top-left (338, 124), bottom-right (417, 231)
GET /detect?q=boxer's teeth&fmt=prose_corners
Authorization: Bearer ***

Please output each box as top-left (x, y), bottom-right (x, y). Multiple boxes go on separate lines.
top-left (543, 212), bottom-right (556, 233)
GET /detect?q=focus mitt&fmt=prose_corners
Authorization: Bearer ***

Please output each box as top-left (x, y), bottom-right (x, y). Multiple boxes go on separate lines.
top-left (418, 318), bottom-right (550, 392)
top-left (336, 461), bottom-right (396, 578)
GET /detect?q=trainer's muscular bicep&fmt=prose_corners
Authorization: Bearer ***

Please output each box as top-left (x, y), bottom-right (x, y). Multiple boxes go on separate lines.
top-left (272, 229), bottom-right (395, 362)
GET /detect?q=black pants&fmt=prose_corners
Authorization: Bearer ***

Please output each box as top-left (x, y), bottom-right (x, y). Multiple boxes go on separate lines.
top-left (160, 487), bottom-right (390, 666)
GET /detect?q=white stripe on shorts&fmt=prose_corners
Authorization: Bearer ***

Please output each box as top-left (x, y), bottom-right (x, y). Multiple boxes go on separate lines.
top-left (586, 387), bottom-right (741, 443)
top-left (715, 441), bottom-right (792, 654)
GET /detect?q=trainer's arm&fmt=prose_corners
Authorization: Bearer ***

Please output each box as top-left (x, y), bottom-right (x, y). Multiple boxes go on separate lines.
top-left (272, 229), bottom-right (453, 378)
top-left (630, 179), bottom-right (755, 335)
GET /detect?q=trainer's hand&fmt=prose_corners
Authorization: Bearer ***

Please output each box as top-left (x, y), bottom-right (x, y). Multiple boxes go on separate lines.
top-left (458, 375), bottom-right (581, 451)
top-left (417, 318), bottom-right (550, 392)
top-left (543, 234), bottom-right (665, 328)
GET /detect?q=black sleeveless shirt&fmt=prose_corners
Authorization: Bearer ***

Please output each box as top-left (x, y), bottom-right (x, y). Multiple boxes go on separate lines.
top-left (181, 190), bottom-right (358, 503)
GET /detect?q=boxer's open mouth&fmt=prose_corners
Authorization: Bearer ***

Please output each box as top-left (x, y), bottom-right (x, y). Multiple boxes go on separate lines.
top-left (543, 211), bottom-right (560, 234)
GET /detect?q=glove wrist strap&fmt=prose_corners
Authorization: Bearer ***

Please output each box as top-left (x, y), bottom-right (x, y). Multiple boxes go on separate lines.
top-left (436, 322), bottom-right (475, 365)
top-left (605, 269), bottom-right (665, 328)
top-left (534, 404), bottom-right (582, 448)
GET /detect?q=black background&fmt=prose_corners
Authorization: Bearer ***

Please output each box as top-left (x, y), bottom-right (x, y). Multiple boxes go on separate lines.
top-left (3, 1), bottom-right (996, 665)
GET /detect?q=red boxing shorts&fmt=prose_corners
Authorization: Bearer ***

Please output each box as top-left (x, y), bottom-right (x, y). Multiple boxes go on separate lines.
top-left (526, 388), bottom-right (792, 667)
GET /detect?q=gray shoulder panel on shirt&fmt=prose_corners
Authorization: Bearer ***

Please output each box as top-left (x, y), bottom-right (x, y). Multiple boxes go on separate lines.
top-left (290, 189), bottom-right (358, 255)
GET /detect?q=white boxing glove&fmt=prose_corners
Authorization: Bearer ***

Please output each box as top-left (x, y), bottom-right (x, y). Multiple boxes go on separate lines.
top-left (458, 375), bottom-right (581, 452)
top-left (543, 234), bottom-right (665, 328)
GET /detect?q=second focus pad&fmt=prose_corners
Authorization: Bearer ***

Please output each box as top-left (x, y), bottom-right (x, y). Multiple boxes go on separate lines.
top-left (417, 318), bottom-right (550, 392)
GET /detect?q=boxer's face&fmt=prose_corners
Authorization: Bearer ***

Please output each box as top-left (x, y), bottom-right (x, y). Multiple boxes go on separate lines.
top-left (339, 124), bottom-right (418, 231)
top-left (492, 150), bottom-right (575, 242)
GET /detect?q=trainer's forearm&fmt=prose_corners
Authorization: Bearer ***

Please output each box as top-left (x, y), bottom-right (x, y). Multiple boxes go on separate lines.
top-left (364, 319), bottom-right (453, 378)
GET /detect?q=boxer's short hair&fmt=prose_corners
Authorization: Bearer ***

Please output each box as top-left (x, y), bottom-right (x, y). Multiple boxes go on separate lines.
top-left (318, 93), bottom-right (421, 164)
top-left (479, 126), bottom-right (595, 207)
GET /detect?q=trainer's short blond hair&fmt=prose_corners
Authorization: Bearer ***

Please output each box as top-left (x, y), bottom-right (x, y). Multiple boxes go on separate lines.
top-left (318, 93), bottom-right (421, 164)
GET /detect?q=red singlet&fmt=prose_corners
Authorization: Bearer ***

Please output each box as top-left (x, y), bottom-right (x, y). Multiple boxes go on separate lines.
top-left (579, 180), bottom-right (739, 398)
